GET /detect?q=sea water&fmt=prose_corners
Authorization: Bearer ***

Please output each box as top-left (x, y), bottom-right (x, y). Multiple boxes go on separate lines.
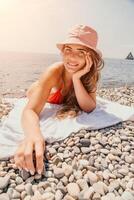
top-left (100, 58), bottom-right (134, 87)
top-left (0, 52), bottom-right (134, 94)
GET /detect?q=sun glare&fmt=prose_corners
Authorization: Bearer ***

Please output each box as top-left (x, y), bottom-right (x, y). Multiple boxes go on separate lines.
top-left (0, 0), bottom-right (14, 12)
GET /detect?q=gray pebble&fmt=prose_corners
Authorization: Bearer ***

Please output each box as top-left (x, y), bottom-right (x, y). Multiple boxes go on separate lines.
top-left (0, 193), bottom-right (10, 200)
top-left (19, 169), bottom-right (30, 181)
top-left (15, 184), bottom-right (25, 192)
top-left (121, 191), bottom-right (134, 200)
top-left (100, 149), bottom-right (109, 155)
top-left (101, 192), bottom-right (116, 200)
top-left (55, 190), bottom-right (64, 200)
top-left (80, 139), bottom-right (90, 147)
top-left (0, 175), bottom-right (10, 190)
top-left (15, 176), bottom-right (23, 185)
top-left (12, 190), bottom-right (21, 199)
top-left (24, 183), bottom-right (34, 196)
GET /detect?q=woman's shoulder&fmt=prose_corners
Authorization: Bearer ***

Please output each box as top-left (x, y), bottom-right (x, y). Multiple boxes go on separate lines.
top-left (40, 62), bottom-right (64, 84)
top-left (44, 62), bottom-right (63, 78)
top-left (47, 61), bottom-right (64, 73)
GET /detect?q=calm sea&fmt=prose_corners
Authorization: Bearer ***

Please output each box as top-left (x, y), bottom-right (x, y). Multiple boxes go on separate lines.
top-left (100, 58), bottom-right (134, 87)
top-left (0, 52), bottom-right (134, 93)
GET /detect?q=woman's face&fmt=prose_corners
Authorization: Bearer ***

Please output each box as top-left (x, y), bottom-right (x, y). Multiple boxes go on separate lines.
top-left (61, 44), bottom-right (89, 74)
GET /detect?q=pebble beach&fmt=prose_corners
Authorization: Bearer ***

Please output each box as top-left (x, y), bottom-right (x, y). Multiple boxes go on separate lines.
top-left (0, 86), bottom-right (134, 200)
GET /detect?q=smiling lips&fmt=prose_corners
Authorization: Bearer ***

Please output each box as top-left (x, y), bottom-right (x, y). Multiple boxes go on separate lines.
top-left (67, 63), bottom-right (78, 68)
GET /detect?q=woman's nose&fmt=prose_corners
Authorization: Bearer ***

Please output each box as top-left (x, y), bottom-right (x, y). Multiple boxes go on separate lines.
top-left (69, 51), bottom-right (78, 59)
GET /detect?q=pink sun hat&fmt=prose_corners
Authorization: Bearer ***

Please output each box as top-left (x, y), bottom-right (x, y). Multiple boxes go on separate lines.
top-left (56, 24), bottom-right (102, 57)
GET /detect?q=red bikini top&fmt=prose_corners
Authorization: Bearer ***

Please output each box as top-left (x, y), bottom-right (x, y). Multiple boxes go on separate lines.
top-left (47, 83), bottom-right (64, 104)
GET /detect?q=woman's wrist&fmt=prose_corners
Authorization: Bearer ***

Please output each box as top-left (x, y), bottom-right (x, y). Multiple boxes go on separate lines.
top-left (72, 74), bottom-right (81, 81)
top-left (25, 132), bottom-right (43, 140)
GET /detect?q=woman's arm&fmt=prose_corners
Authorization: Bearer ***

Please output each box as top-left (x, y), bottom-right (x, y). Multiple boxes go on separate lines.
top-left (72, 76), bottom-right (96, 112)
top-left (14, 64), bottom-right (59, 175)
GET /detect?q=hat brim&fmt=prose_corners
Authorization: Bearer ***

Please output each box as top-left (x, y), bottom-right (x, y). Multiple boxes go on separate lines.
top-left (56, 38), bottom-right (102, 57)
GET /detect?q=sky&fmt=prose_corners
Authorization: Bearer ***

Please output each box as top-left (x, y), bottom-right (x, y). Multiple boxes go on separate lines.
top-left (0, 0), bottom-right (134, 58)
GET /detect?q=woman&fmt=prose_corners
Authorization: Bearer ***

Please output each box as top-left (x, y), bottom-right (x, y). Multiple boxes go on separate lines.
top-left (14, 24), bottom-right (104, 175)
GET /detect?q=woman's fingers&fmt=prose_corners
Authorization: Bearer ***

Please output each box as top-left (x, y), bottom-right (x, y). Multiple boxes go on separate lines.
top-left (35, 140), bottom-right (45, 174)
top-left (14, 142), bottom-right (26, 170)
top-left (24, 142), bottom-right (35, 175)
top-left (85, 55), bottom-right (91, 72)
top-left (14, 137), bottom-right (45, 175)
top-left (14, 153), bottom-right (24, 169)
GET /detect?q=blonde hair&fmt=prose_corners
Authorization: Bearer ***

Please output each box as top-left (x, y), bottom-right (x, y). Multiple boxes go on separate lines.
top-left (54, 47), bottom-right (104, 120)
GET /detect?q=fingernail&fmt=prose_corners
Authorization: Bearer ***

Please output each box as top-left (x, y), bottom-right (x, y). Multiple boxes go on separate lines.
top-left (30, 170), bottom-right (34, 175)
top-left (38, 170), bottom-right (42, 175)
top-left (25, 168), bottom-right (29, 172)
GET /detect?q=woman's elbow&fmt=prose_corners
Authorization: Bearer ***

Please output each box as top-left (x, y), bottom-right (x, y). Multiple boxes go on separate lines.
top-left (85, 104), bottom-right (96, 113)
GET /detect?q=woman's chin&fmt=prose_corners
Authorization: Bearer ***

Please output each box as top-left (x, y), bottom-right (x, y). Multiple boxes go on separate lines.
top-left (66, 68), bottom-right (76, 74)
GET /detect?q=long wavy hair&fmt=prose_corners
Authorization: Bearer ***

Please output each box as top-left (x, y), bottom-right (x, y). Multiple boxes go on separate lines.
top-left (54, 47), bottom-right (104, 120)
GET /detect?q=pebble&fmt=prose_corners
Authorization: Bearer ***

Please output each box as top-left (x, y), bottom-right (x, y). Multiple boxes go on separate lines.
top-left (25, 183), bottom-right (33, 196)
top-left (73, 146), bottom-right (80, 154)
top-left (87, 171), bottom-right (99, 185)
top-left (102, 170), bottom-right (110, 180)
top-left (15, 184), bottom-right (25, 192)
top-left (78, 159), bottom-right (89, 169)
top-left (100, 149), bottom-right (109, 155)
top-left (15, 176), bottom-right (23, 185)
top-left (92, 181), bottom-right (108, 195)
top-left (42, 192), bottom-right (55, 200)
top-left (108, 163), bottom-right (114, 172)
top-left (108, 153), bottom-right (116, 161)
top-left (126, 179), bottom-right (134, 190)
top-left (12, 190), bottom-right (21, 199)
top-left (7, 188), bottom-right (13, 198)
top-left (76, 179), bottom-right (89, 190)
top-left (55, 189), bottom-right (64, 200)
top-left (80, 139), bottom-right (90, 147)
top-left (0, 175), bottom-right (10, 190)
top-left (125, 155), bottom-right (133, 164)
top-left (110, 149), bottom-right (122, 156)
top-left (74, 170), bottom-right (82, 180)
top-left (31, 191), bottom-right (43, 200)
top-left (53, 167), bottom-right (65, 178)
top-left (0, 193), bottom-right (10, 200)
top-left (78, 187), bottom-right (95, 199)
top-left (101, 192), bottom-right (116, 200)
top-left (81, 147), bottom-right (91, 154)
top-left (64, 194), bottom-right (75, 200)
top-left (92, 192), bottom-right (101, 199)
top-left (121, 191), bottom-right (134, 200)
top-left (108, 180), bottom-right (120, 192)
top-left (118, 168), bottom-right (129, 175)
top-left (62, 163), bottom-right (73, 177)
top-left (49, 147), bottom-right (57, 155)
top-left (67, 183), bottom-right (80, 199)
top-left (19, 169), bottom-right (30, 181)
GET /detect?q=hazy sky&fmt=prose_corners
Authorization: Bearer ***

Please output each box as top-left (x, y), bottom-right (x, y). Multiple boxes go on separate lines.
top-left (0, 0), bottom-right (134, 58)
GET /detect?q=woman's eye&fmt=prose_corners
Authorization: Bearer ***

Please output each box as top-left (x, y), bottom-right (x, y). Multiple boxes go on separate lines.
top-left (63, 48), bottom-right (85, 57)
top-left (79, 52), bottom-right (85, 56)
top-left (64, 48), bottom-right (71, 53)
